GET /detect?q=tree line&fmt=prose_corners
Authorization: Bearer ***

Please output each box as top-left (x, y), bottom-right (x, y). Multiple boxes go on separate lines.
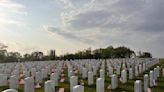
top-left (0, 44), bottom-right (152, 62)
top-left (58, 46), bottom-right (152, 60)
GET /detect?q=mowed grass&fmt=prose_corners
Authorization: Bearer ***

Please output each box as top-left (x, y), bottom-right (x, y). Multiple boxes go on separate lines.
top-left (0, 59), bottom-right (164, 92)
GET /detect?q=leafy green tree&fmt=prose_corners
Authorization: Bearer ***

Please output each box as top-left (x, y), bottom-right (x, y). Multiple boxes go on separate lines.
top-left (138, 51), bottom-right (152, 58)
top-left (30, 51), bottom-right (44, 61)
top-left (23, 53), bottom-right (31, 61)
top-left (0, 49), bottom-right (7, 62)
top-left (5, 52), bottom-right (21, 62)
top-left (113, 46), bottom-right (134, 58)
top-left (0, 43), bottom-right (8, 62)
top-left (93, 49), bottom-right (102, 59)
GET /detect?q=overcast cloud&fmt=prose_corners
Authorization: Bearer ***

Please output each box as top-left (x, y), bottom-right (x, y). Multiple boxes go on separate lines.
top-left (45, 0), bottom-right (164, 57)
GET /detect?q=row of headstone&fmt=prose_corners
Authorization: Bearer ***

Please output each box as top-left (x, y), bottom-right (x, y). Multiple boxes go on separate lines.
top-left (67, 58), bottom-right (159, 92)
top-left (1, 58), bottom-right (159, 92)
top-left (134, 66), bottom-right (160, 92)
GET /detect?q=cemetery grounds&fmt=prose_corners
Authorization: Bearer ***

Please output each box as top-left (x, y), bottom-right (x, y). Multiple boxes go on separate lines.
top-left (0, 59), bottom-right (164, 92)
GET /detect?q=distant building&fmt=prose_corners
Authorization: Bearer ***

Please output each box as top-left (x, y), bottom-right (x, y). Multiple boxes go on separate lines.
top-left (48, 49), bottom-right (56, 60)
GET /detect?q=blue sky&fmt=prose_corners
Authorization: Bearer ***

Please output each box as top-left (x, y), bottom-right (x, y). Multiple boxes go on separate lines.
top-left (0, 0), bottom-right (164, 57)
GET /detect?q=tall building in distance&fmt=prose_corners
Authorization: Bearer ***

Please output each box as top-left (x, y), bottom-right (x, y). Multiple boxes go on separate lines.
top-left (48, 49), bottom-right (56, 60)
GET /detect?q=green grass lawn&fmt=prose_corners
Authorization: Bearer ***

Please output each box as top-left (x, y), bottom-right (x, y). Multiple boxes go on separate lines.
top-left (1, 59), bottom-right (164, 92)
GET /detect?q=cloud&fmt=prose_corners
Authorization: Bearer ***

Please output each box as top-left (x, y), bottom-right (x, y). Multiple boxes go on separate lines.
top-left (0, 0), bottom-right (27, 27)
top-left (43, 26), bottom-right (95, 44)
top-left (59, 0), bottom-right (164, 33)
top-left (0, 42), bottom-right (8, 49)
top-left (58, 0), bottom-right (164, 38)
top-left (0, 0), bottom-right (26, 14)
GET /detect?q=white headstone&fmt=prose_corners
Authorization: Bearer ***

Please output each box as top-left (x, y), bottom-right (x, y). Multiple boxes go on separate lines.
top-left (11, 70), bottom-right (19, 78)
top-left (108, 66), bottom-right (113, 76)
top-left (93, 66), bottom-right (97, 76)
top-left (88, 71), bottom-right (93, 85)
top-left (111, 74), bottom-right (118, 89)
top-left (82, 68), bottom-right (87, 79)
top-left (139, 64), bottom-right (142, 74)
top-left (31, 68), bottom-right (36, 77)
top-left (73, 85), bottom-right (84, 92)
top-left (129, 68), bottom-right (133, 79)
top-left (24, 77), bottom-right (35, 92)
top-left (50, 73), bottom-right (59, 86)
top-left (0, 74), bottom-right (8, 86)
top-left (134, 80), bottom-right (142, 92)
top-left (35, 71), bottom-right (42, 88)
top-left (156, 66), bottom-right (160, 77)
top-left (9, 75), bottom-right (19, 89)
top-left (41, 69), bottom-right (47, 79)
top-left (142, 63), bottom-right (146, 72)
top-left (116, 66), bottom-right (120, 75)
top-left (122, 63), bottom-right (126, 70)
top-left (96, 78), bottom-right (104, 92)
top-left (121, 70), bottom-right (127, 83)
top-left (153, 68), bottom-right (157, 81)
top-left (69, 70), bottom-right (74, 78)
top-left (70, 76), bottom-right (78, 92)
top-left (135, 66), bottom-right (139, 77)
top-left (35, 71), bottom-right (42, 84)
top-left (23, 71), bottom-right (30, 78)
top-left (149, 71), bottom-right (153, 87)
top-left (44, 80), bottom-right (55, 92)
top-left (100, 69), bottom-right (104, 79)
top-left (144, 74), bottom-right (149, 92)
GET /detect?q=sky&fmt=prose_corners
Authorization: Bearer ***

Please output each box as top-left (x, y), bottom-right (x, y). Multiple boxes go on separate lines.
top-left (0, 0), bottom-right (164, 58)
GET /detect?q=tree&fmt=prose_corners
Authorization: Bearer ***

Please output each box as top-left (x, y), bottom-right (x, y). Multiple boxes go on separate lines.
top-left (138, 51), bottom-right (152, 58)
top-left (30, 51), bottom-right (44, 61)
top-left (23, 53), bottom-right (31, 61)
top-left (0, 44), bottom-right (152, 62)
top-left (85, 48), bottom-right (92, 59)
top-left (5, 52), bottom-right (21, 62)
top-left (0, 49), bottom-right (7, 62)
top-left (113, 46), bottom-right (134, 58)
top-left (93, 49), bottom-right (101, 59)
top-left (102, 46), bottom-right (114, 58)
top-left (0, 43), bottom-right (8, 62)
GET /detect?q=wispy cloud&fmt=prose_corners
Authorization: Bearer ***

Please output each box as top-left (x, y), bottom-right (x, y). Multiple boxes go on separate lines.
top-left (59, 0), bottom-right (164, 33)
top-left (0, 0), bottom-right (27, 27)
top-left (43, 26), bottom-right (95, 44)
top-left (0, 0), bottom-right (26, 14)
top-left (0, 42), bottom-right (8, 49)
